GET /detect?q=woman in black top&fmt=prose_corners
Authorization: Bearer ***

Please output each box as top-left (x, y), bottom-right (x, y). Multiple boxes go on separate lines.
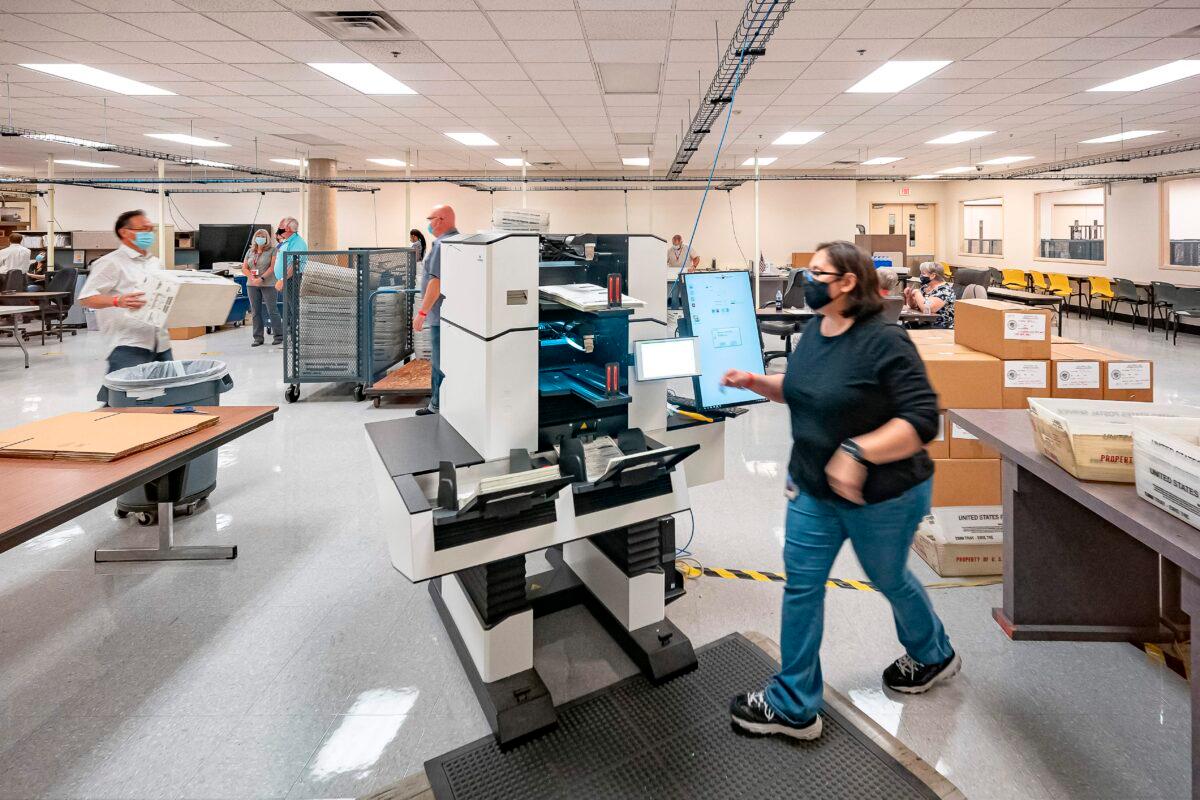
top-left (723, 241), bottom-right (959, 741)
top-left (410, 228), bottom-right (427, 264)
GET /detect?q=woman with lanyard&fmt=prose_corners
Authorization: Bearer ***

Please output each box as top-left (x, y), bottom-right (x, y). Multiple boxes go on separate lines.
top-left (721, 241), bottom-right (958, 741)
top-left (904, 262), bottom-right (955, 328)
top-left (242, 228), bottom-right (282, 347)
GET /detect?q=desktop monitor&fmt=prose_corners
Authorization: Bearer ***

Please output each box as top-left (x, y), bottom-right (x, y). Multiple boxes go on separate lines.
top-left (678, 271), bottom-right (768, 411)
top-left (634, 337), bottom-right (701, 382)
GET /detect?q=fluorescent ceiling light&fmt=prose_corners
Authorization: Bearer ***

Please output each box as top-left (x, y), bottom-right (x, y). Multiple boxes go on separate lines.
top-left (445, 131), bottom-right (497, 147)
top-left (20, 63), bottom-right (173, 96)
top-left (978, 155), bottom-right (1034, 166)
top-left (495, 157), bottom-right (530, 167)
top-left (1089, 60), bottom-right (1200, 92)
top-left (938, 166), bottom-right (974, 174)
top-left (910, 175), bottom-right (941, 180)
top-left (146, 133), bottom-right (229, 148)
top-left (184, 158), bottom-right (234, 168)
top-left (367, 158), bottom-right (408, 168)
top-left (270, 158), bottom-right (306, 167)
top-left (308, 63), bottom-right (416, 95)
top-left (24, 133), bottom-right (109, 148)
top-left (862, 156), bottom-right (903, 166)
top-left (772, 131), bottom-right (824, 146)
top-left (1080, 130), bottom-right (1163, 144)
top-left (927, 131), bottom-right (993, 145)
top-left (622, 157), bottom-right (650, 166)
top-left (54, 159), bottom-right (118, 169)
top-left (742, 156), bottom-right (777, 166)
top-left (846, 60), bottom-right (951, 94)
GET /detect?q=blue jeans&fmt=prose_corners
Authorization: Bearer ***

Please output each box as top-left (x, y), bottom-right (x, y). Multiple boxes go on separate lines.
top-left (765, 479), bottom-right (952, 724)
top-left (428, 324), bottom-right (442, 411)
top-left (99, 346), bottom-right (174, 403)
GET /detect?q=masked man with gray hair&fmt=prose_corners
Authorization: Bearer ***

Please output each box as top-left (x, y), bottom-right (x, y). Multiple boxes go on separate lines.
top-left (273, 217), bottom-right (307, 292)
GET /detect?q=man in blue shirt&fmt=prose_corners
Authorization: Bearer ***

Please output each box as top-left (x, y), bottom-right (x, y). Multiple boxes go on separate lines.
top-left (414, 204), bottom-right (458, 416)
top-left (273, 217), bottom-right (307, 292)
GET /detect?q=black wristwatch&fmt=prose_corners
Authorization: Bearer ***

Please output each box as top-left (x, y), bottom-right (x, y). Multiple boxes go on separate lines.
top-left (839, 439), bottom-right (872, 466)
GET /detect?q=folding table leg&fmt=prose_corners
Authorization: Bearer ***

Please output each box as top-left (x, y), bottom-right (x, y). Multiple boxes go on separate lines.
top-left (95, 501), bottom-right (237, 562)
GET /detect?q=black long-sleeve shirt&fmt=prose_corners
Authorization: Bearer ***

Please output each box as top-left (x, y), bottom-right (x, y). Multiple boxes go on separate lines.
top-left (782, 313), bottom-right (939, 504)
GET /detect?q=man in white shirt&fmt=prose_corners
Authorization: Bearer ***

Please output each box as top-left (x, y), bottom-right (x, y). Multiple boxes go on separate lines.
top-left (666, 234), bottom-right (684, 273)
top-left (79, 210), bottom-right (173, 379)
top-left (0, 232), bottom-right (31, 275)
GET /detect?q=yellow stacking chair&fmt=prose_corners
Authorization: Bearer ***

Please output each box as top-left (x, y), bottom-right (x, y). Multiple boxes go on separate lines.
top-left (1087, 275), bottom-right (1115, 322)
top-left (1000, 268), bottom-right (1028, 291)
top-left (1028, 270), bottom-right (1049, 293)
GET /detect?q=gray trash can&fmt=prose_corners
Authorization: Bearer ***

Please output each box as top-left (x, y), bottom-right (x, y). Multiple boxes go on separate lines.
top-left (100, 360), bottom-right (232, 523)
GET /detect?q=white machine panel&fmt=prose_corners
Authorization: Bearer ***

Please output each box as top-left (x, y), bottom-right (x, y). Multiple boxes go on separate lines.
top-left (626, 234), bottom-right (667, 319)
top-left (564, 539), bottom-right (665, 631)
top-left (441, 233), bottom-right (540, 338)
top-left (441, 574), bottom-right (533, 682)
top-left (627, 318), bottom-right (669, 433)
top-left (651, 421), bottom-right (725, 487)
top-left (442, 323), bottom-right (538, 460)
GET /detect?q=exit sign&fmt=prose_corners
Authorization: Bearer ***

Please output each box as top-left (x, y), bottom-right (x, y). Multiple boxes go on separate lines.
top-left (899, 186), bottom-right (911, 196)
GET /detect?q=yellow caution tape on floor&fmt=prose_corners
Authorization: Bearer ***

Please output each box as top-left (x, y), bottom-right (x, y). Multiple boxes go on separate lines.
top-left (1136, 641), bottom-right (1190, 681)
top-left (677, 564), bottom-right (1001, 591)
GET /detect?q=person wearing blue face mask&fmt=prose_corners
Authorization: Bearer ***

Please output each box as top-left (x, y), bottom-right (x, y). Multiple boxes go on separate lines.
top-left (413, 203), bottom-right (458, 416)
top-left (242, 227), bottom-right (282, 347)
top-left (80, 210), bottom-right (174, 381)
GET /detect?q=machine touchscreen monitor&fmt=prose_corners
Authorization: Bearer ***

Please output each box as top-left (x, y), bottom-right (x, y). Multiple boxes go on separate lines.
top-left (679, 271), bottom-right (768, 410)
top-left (634, 337), bottom-right (701, 381)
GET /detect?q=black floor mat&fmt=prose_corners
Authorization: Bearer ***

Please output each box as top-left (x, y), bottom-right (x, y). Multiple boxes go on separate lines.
top-left (424, 633), bottom-right (942, 800)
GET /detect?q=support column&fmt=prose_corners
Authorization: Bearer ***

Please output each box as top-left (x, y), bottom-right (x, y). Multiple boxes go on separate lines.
top-left (754, 150), bottom-right (760, 305)
top-left (46, 157), bottom-right (55, 270)
top-left (404, 148), bottom-right (412, 235)
top-left (305, 157), bottom-right (337, 251)
top-left (157, 160), bottom-right (167, 264)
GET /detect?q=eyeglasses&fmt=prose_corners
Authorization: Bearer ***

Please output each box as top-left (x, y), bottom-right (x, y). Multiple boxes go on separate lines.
top-left (803, 268), bottom-right (844, 280)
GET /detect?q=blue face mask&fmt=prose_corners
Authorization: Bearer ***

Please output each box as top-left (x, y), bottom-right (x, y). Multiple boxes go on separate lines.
top-left (427, 223), bottom-right (435, 234)
top-left (254, 236), bottom-right (267, 246)
top-left (133, 231), bottom-right (155, 250)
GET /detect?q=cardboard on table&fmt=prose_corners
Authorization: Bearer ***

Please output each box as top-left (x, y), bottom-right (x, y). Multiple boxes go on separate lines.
top-left (949, 420), bottom-right (998, 459)
top-left (1002, 360), bottom-right (1051, 409)
top-left (954, 299), bottom-right (1052, 360)
top-left (0, 410), bottom-right (218, 462)
top-left (926, 413), bottom-right (948, 459)
top-left (932, 458), bottom-right (1001, 506)
top-left (129, 270), bottom-right (238, 329)
top-left (912, 506), bottom-right (1003, 577)
top-left (1050, 344), bottom-right (1103, 400)
top-left (1028, 397), bottom-right (1200, 482)
top-left (920, 350), bottom-right (1002, 409)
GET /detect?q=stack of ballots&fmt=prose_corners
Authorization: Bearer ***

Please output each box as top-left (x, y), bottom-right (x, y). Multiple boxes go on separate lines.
top-left (298, 260), bottom-right (359, 378)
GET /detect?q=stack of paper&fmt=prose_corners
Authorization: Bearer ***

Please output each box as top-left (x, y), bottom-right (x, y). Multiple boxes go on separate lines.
top-left (539, 283), bottom-right (646, 312)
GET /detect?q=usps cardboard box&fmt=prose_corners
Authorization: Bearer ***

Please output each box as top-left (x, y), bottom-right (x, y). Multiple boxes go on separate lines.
top-left (932, 458), bottom-right (1001, 506)
top-left (1029, 398), bottom-right (1200, 482)
top-left (1133, 418), bottom-right (1200, 530)
top-left (1068, 345), bottom-right (1154, 402)
top-left (1002, 360), bottom-right (1052, 409)
top-left (948, 420), bottom-right (998, 459)
top-left (129, 270), bottom-right (238, 329)
top-left (926, 413), bottom-right (948, 459)
top-left (921, 350), bottom-right (1002, 409)
top-left (1050, 344), bottom-right (1103, 401)
top-left (908, 329), bottom-right (955, 346)
top-left (912, 506), bottom-right (1003, 577)
top-left (954, 299), bottom-right (1052, 360)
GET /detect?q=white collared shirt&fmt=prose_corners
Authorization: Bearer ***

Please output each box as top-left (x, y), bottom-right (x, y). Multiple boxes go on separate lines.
top-left (79, 244), bottom-right (171, 353)
top-left (0, 243), bottom-right (31, 273)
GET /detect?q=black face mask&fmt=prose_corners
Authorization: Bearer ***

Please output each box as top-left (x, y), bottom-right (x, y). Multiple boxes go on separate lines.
top-left (276, 228), bottom-right (287, 236)
top-left (920, 275), bottom-right (931, 287)
top-left (804, 273), bottom-right (835, 310)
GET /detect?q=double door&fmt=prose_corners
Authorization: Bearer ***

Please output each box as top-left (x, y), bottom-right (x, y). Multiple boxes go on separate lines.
top-left (870, 203), bottom-right (936, 268)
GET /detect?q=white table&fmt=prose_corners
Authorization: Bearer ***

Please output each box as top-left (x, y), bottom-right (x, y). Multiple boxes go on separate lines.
top-left (0, 305), bottom-right (36, 368)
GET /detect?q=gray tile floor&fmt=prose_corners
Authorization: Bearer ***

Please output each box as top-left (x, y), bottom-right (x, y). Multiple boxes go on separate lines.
top-left (0, 311), bottom-right (1194, 800)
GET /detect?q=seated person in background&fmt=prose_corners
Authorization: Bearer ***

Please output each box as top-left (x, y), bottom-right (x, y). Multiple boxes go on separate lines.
top-left (904, 262), bottom-right (955, 328)
top-left (877, 270), bottom-right (898, 297)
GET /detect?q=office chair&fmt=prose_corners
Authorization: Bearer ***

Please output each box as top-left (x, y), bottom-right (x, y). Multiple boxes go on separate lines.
top-left (1109, 278), bottom-right (1148, 331)
top-left (961, 284), bottom-right (987, 301)
top-left (3, 269), bottom-right (25, 292)
top-left (1172, 288), bottom-right (1200, 345)
top-left (1150, 281), bottom-right (1179, 338)
top-left (881, 296), bottom-right (904, 324)
top-left (43, 267), bottom-right (78, 341)
top-left (759, 269), bottom-right (806, 365)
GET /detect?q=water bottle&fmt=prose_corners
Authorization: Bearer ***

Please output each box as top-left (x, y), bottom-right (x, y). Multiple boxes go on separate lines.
top-left (775, 289), bottom-right (783, 311)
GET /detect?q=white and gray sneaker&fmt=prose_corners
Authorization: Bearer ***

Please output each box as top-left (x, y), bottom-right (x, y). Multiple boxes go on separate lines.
top-left (729, 690), bottom-right (823, 741)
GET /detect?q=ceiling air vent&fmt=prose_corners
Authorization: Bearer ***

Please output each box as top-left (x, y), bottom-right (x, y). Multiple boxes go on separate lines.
top-left (303, 11), bottom-right (414, 41)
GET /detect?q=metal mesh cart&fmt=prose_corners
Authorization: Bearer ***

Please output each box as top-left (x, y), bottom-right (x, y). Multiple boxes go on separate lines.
top-left (282, 247), bottom-right (417, 403)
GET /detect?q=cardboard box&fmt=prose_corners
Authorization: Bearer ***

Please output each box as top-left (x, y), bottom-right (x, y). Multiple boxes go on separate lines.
top-left (169, 326), bottom-right (206, 341)
top-left (954, 299), bottom-right (1052, 360)
top-left (1052, 335), bottom-right (1081, 345)
top-left (1050, 344), bottom-right (1103, 400)
top-left (0, 410), bottom-right (217, 462)
top-left (1065, 345), bottom-right (1154, 402)
top-left (921, 350), bottom-right (1003, 410)
top-left (916, 343), bottom-right (977, 355)
top-left (932, 458), bottom-right (1001, 506)
top-left (129, 270), bottom-right (238, 329)
top-left (908, 329), bottom-right (955, 346)
top-left (926, 413), bottom-right (948, 459)
top-left (948, 420), bottom-right (998, 459)
top-left (1002, 360), bottom-right (1052, 409)
top-left (1028, 398), bottom-right (1200, 482)
top-left (912, 506), bottom-right (1004, 577)
top-left (1133, 418), bottom-right (1200, 531)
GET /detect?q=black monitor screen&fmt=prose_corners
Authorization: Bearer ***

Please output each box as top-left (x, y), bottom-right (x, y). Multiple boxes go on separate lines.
top-left (197, 224), bottom-right (257, 270)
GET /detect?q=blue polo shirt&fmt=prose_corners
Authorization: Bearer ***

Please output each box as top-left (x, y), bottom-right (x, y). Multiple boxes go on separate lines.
top-left (422, 227), bottom-right (457, 326)
top-left (274, 232), bottom-right (308, 280)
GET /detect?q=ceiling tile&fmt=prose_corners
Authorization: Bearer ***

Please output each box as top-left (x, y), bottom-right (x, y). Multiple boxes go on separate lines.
top-left (206, 12), bottom-right (330, 39)
top-left (580, 10), bottom-right (671, 39)
top-left (892, 37), bottom-right (993, 60)
top-left (395, 11), bottom-right (499, 40)
top-left (1093, 8), bottom-right (1200, 37)
top-left (818, 38), bottom-right (912, 60)
top-left (0, 15), bottom-right (81, 40)
top-left (774, 9), bottom-right (859, 38)
top-left (590, 40), bottom-right (667, 63)
top-left (1040, 37), bottom-right (1154, 60)
top-left (112, 12), bottom-right (244, 39)
top-left (103, 41), bottom-right (216, 62)
top-left (840, 9), bottom-right (956, 38)
top-left (20, 41), bottom-right (143, 63)
top-left (343, 41), bottom-right (441, 62)
top-left (924, 8), bottom-right (1045, 38)
top-left (488, 11), bottom-right (583, 40)
top-left (967, 37), bottom-right (1073, 60)
top-left (17, 12), bottom-right (162, 39)
top-left (1010, 8), bottom-right (1141, 38)
top-left (425, 40), bottom-right (514, 62)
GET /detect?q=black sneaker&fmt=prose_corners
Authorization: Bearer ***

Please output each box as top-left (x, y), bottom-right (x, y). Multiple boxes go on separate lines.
top-left (883, 651), bottom-right (961, 694)
top-left (415, 407), bottom-right (438, 416)
top-left (729, 690), bottom-right (822, 741)
top-left (251, 340), bottom-right (264, 347)
top-left (271, 338), bottom-right (283, 346)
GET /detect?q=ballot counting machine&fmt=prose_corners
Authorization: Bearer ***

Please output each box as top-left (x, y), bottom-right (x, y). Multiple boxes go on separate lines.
top-left (366, 232), bottom-right (729, 745)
